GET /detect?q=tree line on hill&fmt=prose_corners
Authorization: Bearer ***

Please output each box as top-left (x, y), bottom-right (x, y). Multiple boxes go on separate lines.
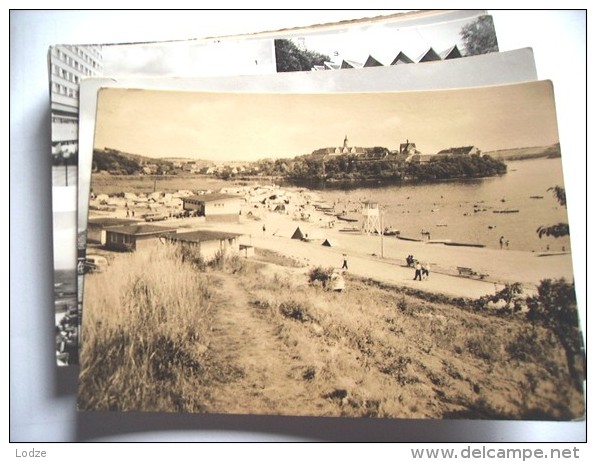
top-left (92, 146), bottom-right (507, 183)
top-left (251, 153), bottom-right (507, 182)
top-left (92, 148), bottom-right (176, 175)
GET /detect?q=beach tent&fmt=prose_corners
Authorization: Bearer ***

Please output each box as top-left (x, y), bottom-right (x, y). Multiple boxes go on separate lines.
top-left (270, 224), bottom-right (297, 238)
top-left (291, 227), bottom-right (307, 240)
top-left (290, 226), bottom-right (325, 241)
top-left (321, 238), bottom-right (339, 247)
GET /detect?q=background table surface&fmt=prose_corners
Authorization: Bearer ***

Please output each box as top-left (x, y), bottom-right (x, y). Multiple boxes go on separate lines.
top-left (9, 8), bottom-right (588, 443)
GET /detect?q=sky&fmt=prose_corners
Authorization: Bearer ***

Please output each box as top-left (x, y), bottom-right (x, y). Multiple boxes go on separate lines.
top-left (93, 80), bottom-right (560, 162)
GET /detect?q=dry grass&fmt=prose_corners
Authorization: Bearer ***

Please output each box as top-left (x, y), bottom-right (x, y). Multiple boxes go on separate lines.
top-left (78, 244), bottom-right (215, 412)
top-left (241, 266), bottom-right (584, 419)
top-left (78, 245), bottom-right (584, 419)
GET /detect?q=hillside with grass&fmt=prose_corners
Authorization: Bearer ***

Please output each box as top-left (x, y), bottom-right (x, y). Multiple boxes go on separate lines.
top-left (485, 143), bottom-right (561, 161)
top-left (79, 244), bottom-right (584, 419)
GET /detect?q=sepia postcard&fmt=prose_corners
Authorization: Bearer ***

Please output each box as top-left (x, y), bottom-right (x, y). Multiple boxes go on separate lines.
top-left (52, 10), bottom-right (501, 366)
top-left (78, 82), bottom-right (584, 420)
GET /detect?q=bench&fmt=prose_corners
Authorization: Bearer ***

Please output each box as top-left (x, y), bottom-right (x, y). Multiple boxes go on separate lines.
top-left (457, 267), bottom-right (488, 279)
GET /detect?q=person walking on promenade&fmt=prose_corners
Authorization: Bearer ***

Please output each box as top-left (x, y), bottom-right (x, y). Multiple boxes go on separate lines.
top-left (499, 236), bottom-right (504, 249)
top-left (262, 224), bottom-right (266, 235)
top-left (341, 254), bottom-right (348, 270)
top-left (422, 262), bottom-right (430, 280)
top-left (414, 261), bottom-right (422, 281)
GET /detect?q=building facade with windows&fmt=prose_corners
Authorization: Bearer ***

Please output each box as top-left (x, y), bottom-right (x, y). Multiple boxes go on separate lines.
top-left (103, 224), bottom-right (176, 252)
top-left (50, 45), bottom-right (103, 160)
top-left (182, 194), bottom-right (241, 222)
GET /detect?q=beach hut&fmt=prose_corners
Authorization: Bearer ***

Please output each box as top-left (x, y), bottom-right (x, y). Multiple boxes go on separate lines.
top-left (321, 238), bottom-right (339, 247)
top-left (165, 230), bottom-right (243, 262)
top-left (104, 224), bottom-right (177, 252)
top-left (87, 217), bottom-right (141, 244)
top-left (182, 193), bottom-right (241, 222)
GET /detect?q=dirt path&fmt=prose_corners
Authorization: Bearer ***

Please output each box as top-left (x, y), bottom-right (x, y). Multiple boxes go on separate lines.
top-left (202, 271), bottom-right (326, 416)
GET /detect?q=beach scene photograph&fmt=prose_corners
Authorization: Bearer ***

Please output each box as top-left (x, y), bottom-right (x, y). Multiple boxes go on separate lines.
top-left (78, 82), bottom-right (584, 420)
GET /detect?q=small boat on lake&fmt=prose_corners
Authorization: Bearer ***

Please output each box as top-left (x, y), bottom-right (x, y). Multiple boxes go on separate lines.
top-left (383, 227), bottom-right (400, 236)
top-left (397, 235), bottom-right (423, 242)
top-left (336, 214), bottom-right (359, 223)
top-left (315, 204), bottom-right (335, 211)
top-left (444, 242), bottom-right (486, 248)
top-left (493, 209), bottom-right (520, 214)
top-left (339, 227), bottom-right (361, 233)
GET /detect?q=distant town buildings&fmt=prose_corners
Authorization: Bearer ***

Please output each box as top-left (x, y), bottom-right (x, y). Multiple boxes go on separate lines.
top-left (311, 135), bottom-right (366, 158)
top-left (308, 136), bottom-right (483, 164)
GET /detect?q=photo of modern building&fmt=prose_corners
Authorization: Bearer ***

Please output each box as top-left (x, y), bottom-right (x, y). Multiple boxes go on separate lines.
top-left (50, 44), bottom-right (103, 186)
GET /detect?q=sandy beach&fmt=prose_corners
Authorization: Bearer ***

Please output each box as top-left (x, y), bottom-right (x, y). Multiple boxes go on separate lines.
top-left (219, 207), bottom-right (574, 299)
top-left (89, 184), bottom-right (575, 300)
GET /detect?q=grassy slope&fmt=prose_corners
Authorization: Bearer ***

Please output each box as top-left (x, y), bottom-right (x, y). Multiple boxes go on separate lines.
top-left (79, 245), bottom-right (584, 419)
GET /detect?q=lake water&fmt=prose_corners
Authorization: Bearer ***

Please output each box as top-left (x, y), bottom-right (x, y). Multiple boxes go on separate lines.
top-left (297, 157), bottom-right (571, 252)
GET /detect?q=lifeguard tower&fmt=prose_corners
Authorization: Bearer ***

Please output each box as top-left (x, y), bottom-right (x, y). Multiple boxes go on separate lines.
top-left (361, 201), bottom-right (381, 235)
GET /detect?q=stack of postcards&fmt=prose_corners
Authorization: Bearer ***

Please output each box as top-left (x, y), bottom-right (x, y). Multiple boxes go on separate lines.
top-left (48, 10), bottom-right (585, 432)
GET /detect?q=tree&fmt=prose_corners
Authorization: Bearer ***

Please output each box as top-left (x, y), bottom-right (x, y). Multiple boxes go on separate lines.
top-left (274, 39), bottom-right (330, 72)
top-left (460, 15), bottom-right (499, 56)
top-left (526, 279), bottom-right (585, 391)
top-left (536, 186), bottom-right (570, 238)
top-left (473, 282), bottom-right (525, 314)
